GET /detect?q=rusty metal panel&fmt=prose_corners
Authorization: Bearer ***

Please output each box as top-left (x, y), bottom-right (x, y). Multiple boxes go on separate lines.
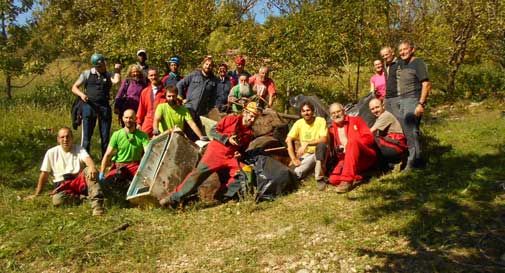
top-left (126, 131), bottom-right (201, 206)
top-left (150, 131), bottom-right (201, 200)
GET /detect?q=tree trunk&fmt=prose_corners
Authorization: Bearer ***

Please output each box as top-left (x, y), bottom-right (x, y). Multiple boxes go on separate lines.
top-left (446, 23), bottom-right (473, 95)
top-left (5, 72), bottom-right (11, 99)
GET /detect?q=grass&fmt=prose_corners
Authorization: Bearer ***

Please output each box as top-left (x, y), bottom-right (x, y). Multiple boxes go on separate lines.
top-left (1, 85), bottom-right (504, 272)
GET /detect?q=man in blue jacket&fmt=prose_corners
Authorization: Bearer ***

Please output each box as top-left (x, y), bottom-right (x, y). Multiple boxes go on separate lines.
top-left (176, 55), bottom-right (218, 140)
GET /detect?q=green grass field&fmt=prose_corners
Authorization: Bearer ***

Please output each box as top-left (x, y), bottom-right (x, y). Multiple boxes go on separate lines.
top-left (0, 81), bottom-right (504, 272)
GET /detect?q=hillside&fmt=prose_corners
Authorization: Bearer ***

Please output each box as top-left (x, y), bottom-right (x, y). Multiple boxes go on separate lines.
top-left (0, 91), bottom-right (504, 272)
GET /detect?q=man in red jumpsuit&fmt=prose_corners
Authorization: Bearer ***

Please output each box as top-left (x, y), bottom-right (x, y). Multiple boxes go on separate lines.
top-left (159, 102), bottom-right (261, 207)
top-left (136, 67), bottom-right (167, 137)
top-left (327, 103), bottom-right (377, 193)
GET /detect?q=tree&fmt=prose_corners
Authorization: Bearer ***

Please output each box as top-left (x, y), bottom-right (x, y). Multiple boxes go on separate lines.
top-left (0, 0), bottom-right (35, 98)
top-left (35, 0), bottom-right (255, 72)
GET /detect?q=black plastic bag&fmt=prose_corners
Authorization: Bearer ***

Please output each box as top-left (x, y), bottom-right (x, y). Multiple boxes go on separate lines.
top-left (248, 155), bottom-right (299, 202)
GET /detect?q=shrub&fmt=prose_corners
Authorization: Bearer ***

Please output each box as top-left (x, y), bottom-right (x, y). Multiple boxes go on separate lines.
top-left (0, 79), bottom-right (74, 111)
top-left (455, 64), bottom-right (505, 100)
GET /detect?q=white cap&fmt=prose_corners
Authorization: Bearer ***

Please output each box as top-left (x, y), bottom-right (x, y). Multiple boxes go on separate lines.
top-left (137, 49), bottom-right (147, 56)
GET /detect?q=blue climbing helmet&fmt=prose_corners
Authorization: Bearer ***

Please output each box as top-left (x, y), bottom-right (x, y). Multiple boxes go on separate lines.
top-left (90, 53), bottom-right (105, 67)
top-left (168, 56), bottom-right (180, 65)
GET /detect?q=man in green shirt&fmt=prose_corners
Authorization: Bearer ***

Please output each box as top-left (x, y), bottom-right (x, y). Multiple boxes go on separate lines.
top-left (99, 109), bottom-right (149, 187)
top-left (152, 86), bottom-right (204, 139)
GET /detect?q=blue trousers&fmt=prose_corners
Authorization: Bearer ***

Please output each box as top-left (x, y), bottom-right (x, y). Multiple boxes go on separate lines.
top-left (81, 102), bottom-right (112, 157)
top-left (384, 96), bottom-right (402, 122)
top-left (399, 97), bottom-right (422, 168)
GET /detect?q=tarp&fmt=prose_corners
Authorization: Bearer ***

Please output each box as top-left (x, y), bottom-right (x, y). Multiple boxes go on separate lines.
top-left (244, 154), bottom-right (299, 202)
top-left (290, 93), bottom-right (376, 128)
top-left (289, 94), bottom-right (331, 124)
top-left (345, 93), bottom-right (376, 128)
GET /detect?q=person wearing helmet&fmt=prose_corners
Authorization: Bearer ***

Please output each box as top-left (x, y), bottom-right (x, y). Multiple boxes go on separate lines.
top-left (71, 53), bottom-right (121, 157)
top-left (159, 102), bottom-right (261, 208)
top-left (162, 56), bottom-right (183, 87)
top-left (228, 55), bottom-right (250, 86)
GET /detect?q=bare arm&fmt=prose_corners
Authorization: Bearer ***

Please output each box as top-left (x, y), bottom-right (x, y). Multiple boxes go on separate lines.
top-left (71, 78), bottom-right (88, 102)
top-left (187, 119), bottom-right (203, 139)
top-left (25, 171), bottom-right (50, 199)
top-left (304, 136), bottom-right (327, 146)
top-left (153, 111), bottom-right (162, 135)
top-left (100, 146), bottom-right (116, 174)
top-left (83, 156), bottom-right (98, 181)
top-left (419, 81), bottom-right (431, 104)
top-left (268, 94), bottom-right (275, 108)
top-left (285, 136), bottom-right (301, 166)
top-left (110, 64), bottom-right (122, 84)
top-left (415, 81), bottom-right (432, 117)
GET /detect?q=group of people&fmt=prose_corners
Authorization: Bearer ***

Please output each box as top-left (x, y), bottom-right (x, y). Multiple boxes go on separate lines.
top-left (27, 51), bottom-right (276, 215)
top-left (26, 40), bottom-right (431, 214)
top-left (286, 40), bottom-right (431, 192)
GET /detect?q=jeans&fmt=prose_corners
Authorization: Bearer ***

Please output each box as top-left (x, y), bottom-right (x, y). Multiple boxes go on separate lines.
top-left (399, 97), bottom-right (422, 168)
top-left (384, 96), bottom-right (402, 122)
top-left (81, 102), bottom-right (112, 157)
top-left (183, 107), bottom-right (204, 142)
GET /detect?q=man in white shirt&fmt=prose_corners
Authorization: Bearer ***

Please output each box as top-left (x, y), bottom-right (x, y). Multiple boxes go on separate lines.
top-left (25, 127), bottom-right (104, 216)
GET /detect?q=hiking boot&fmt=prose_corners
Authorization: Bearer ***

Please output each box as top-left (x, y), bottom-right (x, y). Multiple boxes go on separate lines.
top-left (352, 179), bottom-right (364, 187)
top-left (92, 207), bottom-right (105, 216)
top-left (316, 178), bottom-right (327, 191)
top-left (334, 182), bottom-right (352, 193)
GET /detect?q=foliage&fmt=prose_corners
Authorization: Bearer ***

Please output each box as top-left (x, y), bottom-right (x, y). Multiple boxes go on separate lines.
top-left (25, 0), bottom-right (505, 104)
top-left (35, 0), bottom-right (248, 72)
top-left (455, 64), bottom-right (505, 100)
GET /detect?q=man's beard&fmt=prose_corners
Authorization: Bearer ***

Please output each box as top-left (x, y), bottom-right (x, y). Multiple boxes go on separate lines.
top-left (333, 115), bottom-right (345, 124)
top-left (239, 83), bottom-right (250, 96)
top-left (125, 121), bottom-right (136, 129)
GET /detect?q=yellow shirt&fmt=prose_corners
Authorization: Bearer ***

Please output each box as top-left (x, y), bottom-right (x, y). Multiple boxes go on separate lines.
top-left (287, 117), bottom-right (327, 154)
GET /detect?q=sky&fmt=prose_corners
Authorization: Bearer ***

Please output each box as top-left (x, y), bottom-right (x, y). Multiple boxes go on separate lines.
top-left (252, 0), bottom-right (279, 24)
